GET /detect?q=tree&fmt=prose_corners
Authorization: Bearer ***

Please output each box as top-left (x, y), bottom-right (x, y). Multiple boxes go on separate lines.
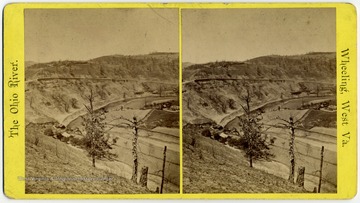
top-left (316, 85), bottom-right (320, 97)
top-left (237, 86), bottom-right (273, 167)
top-left (173, 87), bottom-right (179, 103)
top-left (159, 85), bottom-right (164, 97)
top-left (83, 89), bottom-right (115, 167)
top-left (256, 66), bottom-right (262, 76)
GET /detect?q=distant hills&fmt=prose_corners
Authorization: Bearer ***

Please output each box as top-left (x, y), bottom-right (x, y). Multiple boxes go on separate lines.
top-left (25, 60), bottom-right (38, 67)
top-left (26, 52), bottom-right (179, 82)
top-left (183, 52), bottom-right (336, 82)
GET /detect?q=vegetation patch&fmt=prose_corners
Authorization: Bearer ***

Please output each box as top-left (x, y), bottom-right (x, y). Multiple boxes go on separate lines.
top-left (143, 110), bottom-right (179, 129)
top-left (302, 110), bottom-right (336, 129)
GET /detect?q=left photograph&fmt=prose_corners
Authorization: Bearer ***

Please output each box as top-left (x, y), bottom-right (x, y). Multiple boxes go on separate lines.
top-left (24, 9), bottom-right (179, 194)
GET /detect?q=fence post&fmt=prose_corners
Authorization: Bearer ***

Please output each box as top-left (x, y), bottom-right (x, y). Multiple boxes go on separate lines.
top-left (139, 166), bottom-right (148, 187)
top-left (160, 146), bottom-right (167, 194)
top-left (296, 166), bottom-right (305, 187)
top-left (318, 146), bottom-right (324, 193)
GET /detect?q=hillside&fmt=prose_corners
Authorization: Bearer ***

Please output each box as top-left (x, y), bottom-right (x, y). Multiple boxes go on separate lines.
top-left (26, 123), bottom-right (150, 194)
top-left (26, 52), bottom-right (178, 82)
top-left (183, 124), bottom-right (307, 193)
top-left (25, 52), bottom-right (179, 124)
top-left (182, 52), bottom-right (336, 124)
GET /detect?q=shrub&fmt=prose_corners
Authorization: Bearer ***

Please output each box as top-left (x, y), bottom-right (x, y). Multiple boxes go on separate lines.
top-left (201, 129), bottom-right (211, 137)
top-left (55, 132), bottom-right (63, 140)
top-left (190, 137), bottom-right (196, 147)
top-left (70, 98), bottom-right (79, 109)
top-left (70, 137), bottom-right (85, 146)
top-left (228, 99), bottom-right (236, 110)
top-left (34, 135), bottom-right (40, 146)
top-left (64, 103), bottom-right (70, 112)
top-left (44, 128), bottom-right (54, 137)
top-left (228, 137), bottom-right (243, 147)
top-left (213, 133), bottom-right (221, 141)
top-left (61, 136), bottom-right (71, 143)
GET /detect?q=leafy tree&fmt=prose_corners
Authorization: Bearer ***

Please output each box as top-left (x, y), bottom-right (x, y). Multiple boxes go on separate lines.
top-left (237, 86), bottom-right (273, 167)
top-left (83, 89), bottom-right (115, 167)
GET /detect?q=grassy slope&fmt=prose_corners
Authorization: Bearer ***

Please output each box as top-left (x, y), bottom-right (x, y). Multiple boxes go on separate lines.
top-left (26, 123), bottom-right (150, 194)
top-left (183, 125), bottom-right (307, 193)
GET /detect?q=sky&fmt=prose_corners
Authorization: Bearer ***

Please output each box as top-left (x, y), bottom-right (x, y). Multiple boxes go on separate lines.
top-left (182, 8), bottom-right (336, 64)
top-left (25, 9), bottom-right (178, 63)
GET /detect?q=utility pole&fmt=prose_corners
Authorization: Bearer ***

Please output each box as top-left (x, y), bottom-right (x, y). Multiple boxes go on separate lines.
top-left (318, 146), bottom-right (325, 193)
top-left (160, 146), bottom-right (167, 194)
top-left (288, 117), bottom-right (295, 183)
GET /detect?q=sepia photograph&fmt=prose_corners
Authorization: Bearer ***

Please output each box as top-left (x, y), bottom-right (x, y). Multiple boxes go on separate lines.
top-left (24, 8), bottom-right (180, 194)
top-left (182, 8), bottom-right (337, 193)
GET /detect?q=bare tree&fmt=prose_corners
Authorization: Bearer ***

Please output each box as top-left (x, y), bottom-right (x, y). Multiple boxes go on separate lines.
top-left (240, 87), bottom-right (252, 114)
top-left (159, 85), bottom-right (164, 97)
top-left (108, 116), bottom-right (143, 183)
top-left (173, 87), bottom-right (179, 102)
top-left (316, 85), bottom-right (320, 97)
top-left (277, 116), bottom-right (302, 183)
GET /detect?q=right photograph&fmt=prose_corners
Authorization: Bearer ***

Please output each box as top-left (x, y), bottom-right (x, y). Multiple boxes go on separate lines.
top-left (182, 8), bottom-right (337, 193)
